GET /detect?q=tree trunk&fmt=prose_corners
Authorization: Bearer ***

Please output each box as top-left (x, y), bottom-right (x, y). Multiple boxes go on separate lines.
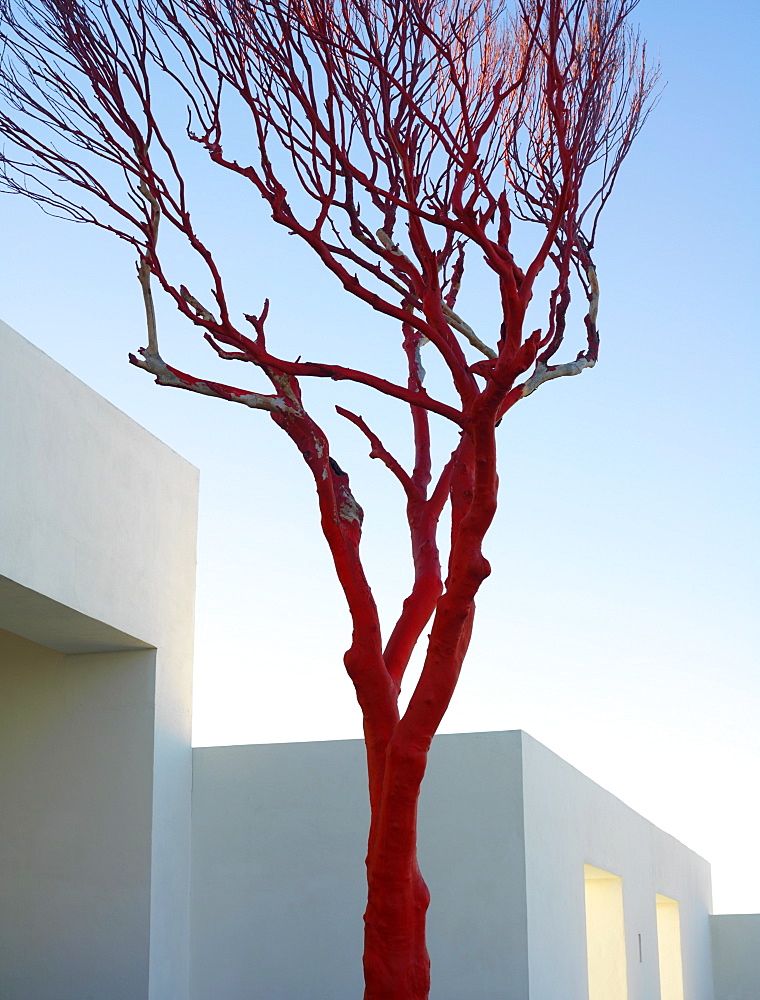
top-left (362, 738), bottom-right (432, 1000)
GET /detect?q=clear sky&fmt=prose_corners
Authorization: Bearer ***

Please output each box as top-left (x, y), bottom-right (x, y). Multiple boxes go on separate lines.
top-left (1, 0), bottom-right (758, 914)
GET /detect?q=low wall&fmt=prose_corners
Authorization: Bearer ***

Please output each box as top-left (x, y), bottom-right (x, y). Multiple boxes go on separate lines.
top-left (190, 732), bottom-right (529, 1000)
top-left (711, 914), bottom-right (760, 1000)
top-left (521, 733), bottom-right (715, 1000)
top-left (191, 731), bottom-right (722, 1000)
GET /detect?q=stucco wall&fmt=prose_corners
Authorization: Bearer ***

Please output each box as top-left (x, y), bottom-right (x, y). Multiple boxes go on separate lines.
top-left (0, 320), bottom-right (197, 649)
top-left (190, 731), bottom-right (529, 1000)
top-left (191, 731), bottom-right (719, 1000)
top-left (0, 630), bottom-right (155, 1000)
top-left (0, 320), bottom-right (199, 1000)
top-left (710, 915), bottom-right (760, 1000)
top-left (521, 732), bottom-right (714, 1000)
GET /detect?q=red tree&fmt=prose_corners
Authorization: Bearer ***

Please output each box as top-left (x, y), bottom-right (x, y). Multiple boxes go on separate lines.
top-left (0, 0), bottom-right (658, 995)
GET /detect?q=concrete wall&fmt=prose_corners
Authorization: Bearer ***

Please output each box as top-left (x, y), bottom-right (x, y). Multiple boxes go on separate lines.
top-left (191, 731), bottom-right (719, 1000)
top-left (0, 320), bottom-right (197, 650)
top-left (710, 915), bottom-right (760, 1000)
top-left (0, 630), bottom-right (155, 999)
top-left (0, 320), bottom-right (199, 1000)
top-left (418, 730), bottom-right (528, 1000)
top-left (521, 732), bottom-right (714, 1000)
top-left (190, 731), bottom-right (529, 1000)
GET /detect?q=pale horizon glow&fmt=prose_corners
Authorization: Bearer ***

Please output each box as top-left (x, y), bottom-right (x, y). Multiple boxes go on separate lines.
top-left (1, 0), bottom-right (757, 916)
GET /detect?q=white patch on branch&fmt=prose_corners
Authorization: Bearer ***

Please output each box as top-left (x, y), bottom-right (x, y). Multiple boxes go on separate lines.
top-left (338, 496), bottom-right (364, 525)
top-left (441, 304), bottom-right (496, 359)
top-left (137, 256), bottom-right (159, 356)
top-left (181, 286), bottom-right (217, 324)
top-left (130, 349), bottom-right (285, 412)
top-left (587, 265), bottom-right (599, 325)
top-left (522, 264), bottom-right (600, 397)
top-left (376, 227), bottom-right (405, 256)
top-left (521, 356), bottom-right (597, 397)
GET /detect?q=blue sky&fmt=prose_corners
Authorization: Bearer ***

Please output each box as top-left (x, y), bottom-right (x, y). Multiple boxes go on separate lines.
top-left (1, 0), bottom-right (758, 913)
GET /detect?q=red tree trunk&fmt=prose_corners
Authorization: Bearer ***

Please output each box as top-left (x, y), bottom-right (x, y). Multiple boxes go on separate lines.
top-left (363, 739), bottom-right (432, 1000)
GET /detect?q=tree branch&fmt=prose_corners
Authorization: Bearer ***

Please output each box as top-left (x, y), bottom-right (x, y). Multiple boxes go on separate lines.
top-left (336, 406), bottom-right (415, 497)
top-left (128, 348), bottom-right (287, 410)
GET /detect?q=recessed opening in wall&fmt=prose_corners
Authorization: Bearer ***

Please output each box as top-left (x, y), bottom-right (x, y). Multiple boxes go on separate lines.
top-left (655, 894), bottom-right (685, 1000)
top-left (584, 864), bottom-right (628, 1000)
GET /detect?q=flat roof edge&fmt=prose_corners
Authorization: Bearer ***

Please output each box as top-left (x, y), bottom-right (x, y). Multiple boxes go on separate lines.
top-left (0, 574), bottom-right (154, 654)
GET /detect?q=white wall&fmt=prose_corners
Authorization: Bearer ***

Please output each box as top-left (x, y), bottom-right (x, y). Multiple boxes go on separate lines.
top-left (710, 915), bottom-right (760, 1000)
top-left (0, 320), bottom-right (199, 1000)
top-left (191, 740), bottom-right (369, 1000)
top-left (191, 731), bottom-right (720, 1000)
top-left (0, 321), bottom-right (198, 649)
top-left (190, 731), bottom-right (529, 1000)
top-left (521, 732), bottom-right (715, 1000)
top-left (418, 730), bottom-right (529, 1000)
top-left (0, 630), bottom-right (155, 999)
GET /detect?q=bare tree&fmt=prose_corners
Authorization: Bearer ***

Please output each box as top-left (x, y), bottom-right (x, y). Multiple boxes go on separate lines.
top-left (0, 0), bottom-right (658, 996)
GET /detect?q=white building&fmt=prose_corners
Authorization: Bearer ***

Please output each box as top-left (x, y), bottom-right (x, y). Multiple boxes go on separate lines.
top-left (1, 320), bottom-right (757, 1000)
